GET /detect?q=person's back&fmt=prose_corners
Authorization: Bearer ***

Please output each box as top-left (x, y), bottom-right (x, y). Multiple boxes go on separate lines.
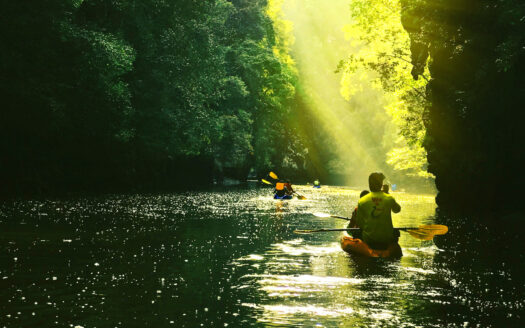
top-left (275, 181), bottom-right (286, 197)
top-left (355, 173), bottom-right (401, 249)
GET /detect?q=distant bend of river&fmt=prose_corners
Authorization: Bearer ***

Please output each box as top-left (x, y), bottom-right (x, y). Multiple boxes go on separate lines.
top-left (0, 185), bottom-right (523, 327)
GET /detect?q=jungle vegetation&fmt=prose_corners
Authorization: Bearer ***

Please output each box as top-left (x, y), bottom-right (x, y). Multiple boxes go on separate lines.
top-left (1, 0), bottom-right (303, 195)
top-left (2, 0), bottom-right (523, 212)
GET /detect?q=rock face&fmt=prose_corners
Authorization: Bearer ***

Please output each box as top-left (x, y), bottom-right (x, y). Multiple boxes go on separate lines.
top-left (401, 0), bottom-right (525, 213)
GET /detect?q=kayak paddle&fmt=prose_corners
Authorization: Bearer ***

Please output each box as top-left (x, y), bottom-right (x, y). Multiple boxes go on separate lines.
top-left (293, 192), bottom-right (307, 200)
top-left (313, 212), bottom-right (350, 220)
top-left (312, 212), bottom-right (449, 239)
top-left (294, 224), bottom-right (448, 241)
top-left (267, 171), bottom-right (307, 200)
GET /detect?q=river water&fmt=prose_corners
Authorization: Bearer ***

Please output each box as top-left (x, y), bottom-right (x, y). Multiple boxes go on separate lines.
top-left (0, 185), bottom-right (523, 327)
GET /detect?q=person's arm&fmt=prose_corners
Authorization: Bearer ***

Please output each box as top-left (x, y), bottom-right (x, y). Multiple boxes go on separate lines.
top-left (348, 208), bottom-right (358, 228)
top-left (355, 203), bottom-right (366, 228)
top-left (392, 198), bottom-right (401, 213)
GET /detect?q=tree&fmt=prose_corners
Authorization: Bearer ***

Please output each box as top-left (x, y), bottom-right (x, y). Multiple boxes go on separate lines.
top-left (338, 0), bottom-right (432, 179)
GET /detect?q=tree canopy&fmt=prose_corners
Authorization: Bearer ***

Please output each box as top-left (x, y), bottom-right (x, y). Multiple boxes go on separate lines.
top-left (0, 0), bottom-right (305, 195)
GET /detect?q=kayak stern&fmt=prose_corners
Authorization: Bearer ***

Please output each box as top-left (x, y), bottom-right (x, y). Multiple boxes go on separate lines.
top-left (341, 234), bottom-right (402, 258)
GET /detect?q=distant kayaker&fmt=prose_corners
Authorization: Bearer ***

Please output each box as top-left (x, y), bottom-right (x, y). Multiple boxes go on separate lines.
top-left (313, 179), bottom-right (320, 187)
top-left (355, 172), bottom-right (401, 250)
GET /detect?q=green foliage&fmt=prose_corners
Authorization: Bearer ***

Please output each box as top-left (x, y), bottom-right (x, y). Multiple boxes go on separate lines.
top-left (339, 0), bottom-right (432, 179)
top-left (0, 0), bottom-right (303, 194)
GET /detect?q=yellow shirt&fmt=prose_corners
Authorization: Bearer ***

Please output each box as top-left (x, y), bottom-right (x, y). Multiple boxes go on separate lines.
top-left (356, 191), bottom-right (401, 245)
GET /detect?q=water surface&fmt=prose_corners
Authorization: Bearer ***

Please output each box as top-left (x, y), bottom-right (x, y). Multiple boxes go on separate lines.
top-left (0, 185), bottom-right (523, 327)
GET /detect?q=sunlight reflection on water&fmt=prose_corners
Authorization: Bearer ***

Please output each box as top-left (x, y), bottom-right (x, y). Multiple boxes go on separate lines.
top-left (225, 186), bottom-right (444, 326)
top-left (1, 185), bottom-right (522, 327)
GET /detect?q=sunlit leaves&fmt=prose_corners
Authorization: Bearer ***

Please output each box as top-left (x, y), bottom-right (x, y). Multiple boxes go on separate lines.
top-left (340, 0), bottom-right (431, 178)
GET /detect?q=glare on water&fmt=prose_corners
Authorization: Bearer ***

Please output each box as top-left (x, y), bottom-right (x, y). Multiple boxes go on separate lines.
top-left (0, 185), bottom-right (522, 327)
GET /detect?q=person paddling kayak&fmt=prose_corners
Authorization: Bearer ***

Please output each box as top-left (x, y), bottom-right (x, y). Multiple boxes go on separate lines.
top-left (355, 172), bottom-right (401, 250)
top-left (274, 180), bottom-right (294, 197)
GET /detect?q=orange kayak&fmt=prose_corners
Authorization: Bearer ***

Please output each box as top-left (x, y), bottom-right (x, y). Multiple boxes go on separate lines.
top-left (341, 234), bottom-right (402, 258)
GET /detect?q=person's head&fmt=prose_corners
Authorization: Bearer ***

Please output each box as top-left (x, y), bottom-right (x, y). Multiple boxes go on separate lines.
top-left (359, 190), bottom-right (369, 198)
top-left (368, 172), bottom-right (385, 192)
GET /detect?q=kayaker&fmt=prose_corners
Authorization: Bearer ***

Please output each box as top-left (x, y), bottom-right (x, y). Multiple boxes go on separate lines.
top-left (347, 190), bottom-right (370, 239)
top-left (313, 179), bottom-right (320, 187)
top-left (355, 172), bottom-right (401, 250)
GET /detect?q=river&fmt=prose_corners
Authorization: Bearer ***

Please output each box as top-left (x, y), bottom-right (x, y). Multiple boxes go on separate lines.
top-left (0, 185), bottom-right (523, 327)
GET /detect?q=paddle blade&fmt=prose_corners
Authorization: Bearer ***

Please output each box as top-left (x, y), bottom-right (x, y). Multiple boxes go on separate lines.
top-left (404, 224), bottom-right (449, 240)
top-left (296, 194), bottom-right (307, 200)
top-left (407, 229), bottom-right (435, 241)
top-left (269, 171), bottom-right (278, 180)
top-left (261, 179), bottom-right (273, 185)
top-left (418, 224), bottom-right (448, 235)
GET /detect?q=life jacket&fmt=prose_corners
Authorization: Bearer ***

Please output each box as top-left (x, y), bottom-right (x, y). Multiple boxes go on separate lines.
top-left (275, 182), bottom-right (285, 190)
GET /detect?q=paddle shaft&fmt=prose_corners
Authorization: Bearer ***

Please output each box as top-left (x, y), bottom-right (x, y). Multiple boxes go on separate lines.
top-left (296, 225), bottom-right (448, 236)
top-left (297, 227), bottom-right (423, 233)
top-left (330, 215), bottom-right (350, 221)
top-left (321, 215), bottom-right (447, 232)
top-left (292, 190), bottom-right (306, 199)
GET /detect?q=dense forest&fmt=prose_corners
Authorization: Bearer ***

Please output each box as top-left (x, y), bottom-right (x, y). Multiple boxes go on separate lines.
top-left (1, 0), bottom-right (307, 195)
top-left (0, 0), bottom-right (434, 196)
top-left (3, 0), bottom-right (524, 212)
top-left (399, 0), bottom-right (525, 213)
